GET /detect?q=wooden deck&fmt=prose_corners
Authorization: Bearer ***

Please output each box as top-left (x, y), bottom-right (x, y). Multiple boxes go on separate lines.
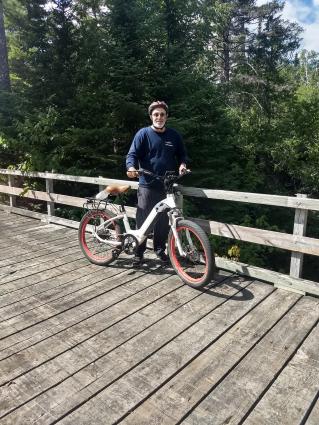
top-left (0, 209), bottom-right (319, 425)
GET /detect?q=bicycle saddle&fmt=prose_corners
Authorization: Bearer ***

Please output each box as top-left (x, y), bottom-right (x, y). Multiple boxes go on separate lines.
top-left (105, 184), bottom-right (131, 195)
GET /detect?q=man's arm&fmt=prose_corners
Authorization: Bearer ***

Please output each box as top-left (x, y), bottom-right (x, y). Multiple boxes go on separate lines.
top-left (175, 132), bottom-right (188, 174)
top-left (126, 130), bottom-right (143, 178)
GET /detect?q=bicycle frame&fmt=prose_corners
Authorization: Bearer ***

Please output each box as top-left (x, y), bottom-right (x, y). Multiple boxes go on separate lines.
top-left (92, 190), bottom-right (188, 256)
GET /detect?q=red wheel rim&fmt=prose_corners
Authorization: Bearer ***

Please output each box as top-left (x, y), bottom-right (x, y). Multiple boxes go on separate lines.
top-left (170, 225), bottom-right (208, 284)
top-left (80, 212), bottom-right (115, 261)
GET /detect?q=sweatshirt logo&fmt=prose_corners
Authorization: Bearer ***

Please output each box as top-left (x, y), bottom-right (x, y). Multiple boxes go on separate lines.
top-left (165, 141), bottom-right (174, 147)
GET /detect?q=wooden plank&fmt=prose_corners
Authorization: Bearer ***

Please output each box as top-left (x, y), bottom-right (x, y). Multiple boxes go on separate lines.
top-left (0, 269), bottom-right (192, 354)
top-left (306, 398), bottom-right (319, 425)
top-left (0, 261), bottom-right (111, 360)
top-left (215, 257), bottom-right (319, 296)
top-left (0, 273), bottom-right (242, 422)
top-left (243, 322), bottom-right (319, 425)
top-left (47, 280), bottom-right (272, 424)
top-left (0, 222), bottom-right (74, 244)
top-left (0, 204), bottom-right (63, 223)
top-left (0, 240), bottom-right (79, 276)
top-left (119, 289), bottom-right (300, 425)
top-left (0, 233), bottom-right (78, 266)
top-left (0, 252), bottom-right (85, 296)
top-left (0, 266), bottom-right (172, 372)
top-left (0, 265), bottom-right (173, 357)
top-left (182, 296), bottom-right (319, 425)
top-left (0, 222), bottom-right (72, 243)
top-left (0, 272), bottom-right (189, 419)
top-left (0, 232), bottom-right (78, 262)
top-left (0, 265), bottom-right (165, 339)
top-left (0, 213), bottom-right (40, 226)
top-left (0, 263), bottom-right (102, 314)
top-left (0, 245), bottom-right (82, 285)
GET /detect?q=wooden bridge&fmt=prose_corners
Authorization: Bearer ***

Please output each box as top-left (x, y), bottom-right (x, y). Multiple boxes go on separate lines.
top-left (0, 170), bottom-right (319, 424)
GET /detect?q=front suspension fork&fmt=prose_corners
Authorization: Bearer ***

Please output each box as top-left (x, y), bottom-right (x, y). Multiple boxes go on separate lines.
top-left (168, 210), bottom-right (187, 256)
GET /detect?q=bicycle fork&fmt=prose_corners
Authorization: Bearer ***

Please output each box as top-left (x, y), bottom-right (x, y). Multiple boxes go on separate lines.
top-left (168, 210), bottom-right (193, 257)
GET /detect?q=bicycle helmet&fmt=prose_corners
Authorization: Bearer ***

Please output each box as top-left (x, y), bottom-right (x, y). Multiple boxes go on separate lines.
top-left (148, 100), bottom-right (168, 116)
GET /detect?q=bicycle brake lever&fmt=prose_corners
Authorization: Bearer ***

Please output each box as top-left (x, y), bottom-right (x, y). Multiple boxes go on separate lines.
top-left (180, 169), bottom-right (191, 176)
top-left (138, 169), bottom-right (153, 176)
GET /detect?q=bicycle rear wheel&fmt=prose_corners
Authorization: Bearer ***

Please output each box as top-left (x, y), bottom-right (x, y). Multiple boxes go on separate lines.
top-left (78, 209), bottom-right (121, 265)
top-left (168, 220), bottom-right (214, 288)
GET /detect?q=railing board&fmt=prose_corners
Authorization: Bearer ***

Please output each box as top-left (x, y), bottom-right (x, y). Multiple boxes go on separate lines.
top-left (180, 186), bottom-right (319, 211)
top-left (194, 218), bottom-right (319, 256)
top-left (0, 185), bottom-right (137, 217)
top-left (1, 169), bottom-right (319, 210)
top-left (0, 169), bottom-right (139, 189)
top-left (2, 186), bottom-right (319, 256)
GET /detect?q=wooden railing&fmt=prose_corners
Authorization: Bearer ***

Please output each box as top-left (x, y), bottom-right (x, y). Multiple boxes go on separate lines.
top-left (0, 168), bottom-right (319, 297)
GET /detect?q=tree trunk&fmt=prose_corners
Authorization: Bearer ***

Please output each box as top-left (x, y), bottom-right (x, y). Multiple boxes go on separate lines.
top-left (222, 29), bottom-right (230, 82)
top-left (0, 0), bottom-right (11, 91)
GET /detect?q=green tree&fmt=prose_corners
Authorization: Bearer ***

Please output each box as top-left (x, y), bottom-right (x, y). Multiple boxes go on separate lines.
top-left (0, 0), bottom-right (11, 90)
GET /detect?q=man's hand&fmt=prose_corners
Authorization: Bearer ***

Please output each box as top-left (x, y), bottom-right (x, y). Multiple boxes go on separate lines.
top-left (127, 167), bottom-right (139, 179)
top-left (179, 163), bottom-right (187, 175)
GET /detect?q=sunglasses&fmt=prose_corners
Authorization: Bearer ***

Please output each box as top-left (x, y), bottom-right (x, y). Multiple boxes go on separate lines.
top-left (152, 112), bottom-right (166, 117)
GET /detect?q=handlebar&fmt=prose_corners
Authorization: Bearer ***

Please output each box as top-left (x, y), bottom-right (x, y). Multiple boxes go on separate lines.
top-left (138, 168), bottom-right (191, 181)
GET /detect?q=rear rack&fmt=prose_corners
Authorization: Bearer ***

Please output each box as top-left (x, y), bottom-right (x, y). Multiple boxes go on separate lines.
top-left (83, 198), bottom-right (124, 215)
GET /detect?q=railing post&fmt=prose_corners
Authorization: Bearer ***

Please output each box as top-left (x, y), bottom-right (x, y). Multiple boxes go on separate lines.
top-left (45, 171), bottom-right (55, 220)
top-left (289, 193), bottom-right (308, 278)
top-left (8, 174), bottom-right (16, 208)
top-left (176, 187), bottom-right (183, 210)
top-left (99, 176), bottom-right (104, 194)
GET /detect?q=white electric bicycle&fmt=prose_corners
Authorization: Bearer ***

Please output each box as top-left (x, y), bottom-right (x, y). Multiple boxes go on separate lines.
top-left (78, 170), bottom-right (215, 288)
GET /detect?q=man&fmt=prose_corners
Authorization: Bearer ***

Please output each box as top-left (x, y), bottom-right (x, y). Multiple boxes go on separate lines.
top-left (126, 100), bottom-right (188, 266)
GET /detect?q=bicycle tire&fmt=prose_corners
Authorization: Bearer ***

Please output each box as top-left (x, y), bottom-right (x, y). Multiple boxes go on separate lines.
top-left (168, 220), bottom-right (215, 288)
top-left (78, 209), bottom-right (121, 265)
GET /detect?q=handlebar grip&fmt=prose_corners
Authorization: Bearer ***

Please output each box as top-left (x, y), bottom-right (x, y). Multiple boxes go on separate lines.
top-left (181, 169), bottom-right (191, 175)
top-left (138, 169), bottom-right (154, 176)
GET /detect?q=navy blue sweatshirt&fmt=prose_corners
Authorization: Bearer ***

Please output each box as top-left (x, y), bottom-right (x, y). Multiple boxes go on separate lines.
top-left (126, 126), bottom-right (187, 188)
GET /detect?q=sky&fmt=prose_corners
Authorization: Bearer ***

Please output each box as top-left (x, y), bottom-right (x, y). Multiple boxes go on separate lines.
top-left (256, 0), bottom-right (319, 52)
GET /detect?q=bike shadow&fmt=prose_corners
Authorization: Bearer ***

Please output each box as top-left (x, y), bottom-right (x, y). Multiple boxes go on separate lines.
top-left (199, 273), bottom-right (254, 301)
top-left (111, 258), bottom-right (254, 301)
top-left (109, 257), bottom-right (175, 275)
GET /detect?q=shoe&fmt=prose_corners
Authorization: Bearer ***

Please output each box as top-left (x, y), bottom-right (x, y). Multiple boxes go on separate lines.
top-left (132, 255), bottom-right (143, 267)
top-left (156, 251), bottom-right (169, 264)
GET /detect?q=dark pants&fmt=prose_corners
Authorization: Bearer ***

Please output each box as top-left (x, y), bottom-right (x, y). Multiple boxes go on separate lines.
top-left (136, 186), bottom-right (169, 257)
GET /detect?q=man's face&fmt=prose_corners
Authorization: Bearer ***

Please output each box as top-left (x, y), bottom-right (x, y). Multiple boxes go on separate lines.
top-left (150, 107), bottom-right (167, 130)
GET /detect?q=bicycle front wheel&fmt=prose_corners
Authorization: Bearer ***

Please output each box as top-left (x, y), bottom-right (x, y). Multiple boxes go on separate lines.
top-left (78, 209), bottom-right (121, 265)
top-left (168, 220), bottom-right (214, 288)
